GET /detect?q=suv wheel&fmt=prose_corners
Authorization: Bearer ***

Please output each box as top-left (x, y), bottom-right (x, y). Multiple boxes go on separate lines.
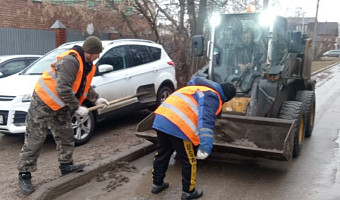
top-left (156, 85), bottom-right (173, 107)
top-left (72, 111), bottom-right (95, 146)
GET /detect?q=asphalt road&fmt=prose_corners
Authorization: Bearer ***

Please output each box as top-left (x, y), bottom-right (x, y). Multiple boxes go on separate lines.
top-left (56, 64), bottom-right (340, 200)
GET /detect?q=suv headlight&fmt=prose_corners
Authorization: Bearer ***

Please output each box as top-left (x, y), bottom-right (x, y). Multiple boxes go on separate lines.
top-left (22, 94), bottom-right (31, 102)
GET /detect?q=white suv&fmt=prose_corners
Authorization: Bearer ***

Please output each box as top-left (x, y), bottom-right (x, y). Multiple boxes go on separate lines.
top-left (0, 39), bottom-right (177, 145)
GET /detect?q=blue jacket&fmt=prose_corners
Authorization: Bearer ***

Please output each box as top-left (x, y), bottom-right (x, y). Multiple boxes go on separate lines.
top-left (152, 77), bottom-right (228, 154)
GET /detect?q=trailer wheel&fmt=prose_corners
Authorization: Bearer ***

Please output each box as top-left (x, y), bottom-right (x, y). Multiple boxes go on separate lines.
top-left (296, 91), bottom-right (315, 137)
top-left (278, 101), bottom-right (306, 158)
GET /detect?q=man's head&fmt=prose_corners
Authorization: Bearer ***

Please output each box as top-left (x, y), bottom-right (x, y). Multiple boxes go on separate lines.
top-left (220, 82), bottom-right (236, 102)
top-left (82, 36), bottom-right (103, 62)
top-left (241, 28), bottom-right (255, 46)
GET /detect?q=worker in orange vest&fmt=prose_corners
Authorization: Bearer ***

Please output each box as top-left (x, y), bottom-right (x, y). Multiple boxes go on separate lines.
top-left (17, 36), bottom-right (109, 195)
top-left (151, 76), bottom-right (236, 200)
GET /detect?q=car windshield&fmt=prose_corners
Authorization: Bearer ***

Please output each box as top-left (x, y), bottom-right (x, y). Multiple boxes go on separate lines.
top-left (21, 48), bottom-right (69, 75)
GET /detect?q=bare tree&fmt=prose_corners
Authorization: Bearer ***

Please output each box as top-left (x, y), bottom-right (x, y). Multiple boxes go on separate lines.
top-left (25, 0), bottom-right (263, 86)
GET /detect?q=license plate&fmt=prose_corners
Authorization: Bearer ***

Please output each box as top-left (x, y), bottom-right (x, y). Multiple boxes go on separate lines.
top-left (0, 115), bottom-right (3, 124)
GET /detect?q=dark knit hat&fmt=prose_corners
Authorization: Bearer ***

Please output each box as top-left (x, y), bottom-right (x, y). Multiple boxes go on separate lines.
top-left (82, 36), bottom-right (103, 54)
top-left (220, 82), bottom-right (236, 102)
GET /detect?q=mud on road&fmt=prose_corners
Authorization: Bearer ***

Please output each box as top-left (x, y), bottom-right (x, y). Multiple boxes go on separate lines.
top-left (0, 111), bottom-right (150, 200)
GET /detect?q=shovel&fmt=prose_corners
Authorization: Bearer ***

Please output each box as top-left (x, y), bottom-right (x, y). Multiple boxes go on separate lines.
top-left (88, 91), bottom-right (151, 112)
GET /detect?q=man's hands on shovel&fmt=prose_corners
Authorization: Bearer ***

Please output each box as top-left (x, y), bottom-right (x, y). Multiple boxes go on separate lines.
top-left (75, 98), bottom-right (109, 117)
top-left (75, 106), bottom-right (89, 117)
top-left (95, 98), bottom-right (109, 108)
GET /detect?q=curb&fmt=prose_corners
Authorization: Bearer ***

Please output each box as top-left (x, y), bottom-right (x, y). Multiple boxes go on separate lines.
top-left (311, 61), bottom-right (340, 76)
top-left (29, 141), bottom-right (156, 200)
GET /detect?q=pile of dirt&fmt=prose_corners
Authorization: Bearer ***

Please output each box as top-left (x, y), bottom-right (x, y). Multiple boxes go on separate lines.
top-left (214, 118), bottom-right (258, 148)
top-left (96, 161), bottom-right (138, 192)
top-left (214, 119), bottom-right (244, 143)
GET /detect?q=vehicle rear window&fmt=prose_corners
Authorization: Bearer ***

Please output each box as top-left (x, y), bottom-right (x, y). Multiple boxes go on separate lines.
top-left (128, 45), bottom-right (152, 66)
top-left (148, 47), bottom-right (161, 61)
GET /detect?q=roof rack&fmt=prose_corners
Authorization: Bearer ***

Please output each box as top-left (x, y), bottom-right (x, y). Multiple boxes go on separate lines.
top-left (113, 39), bottom-right (156, 44)
top-left (58, 41), bottom-right (83, 47)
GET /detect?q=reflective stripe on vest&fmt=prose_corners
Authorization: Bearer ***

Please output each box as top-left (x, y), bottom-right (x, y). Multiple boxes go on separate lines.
top-left (155, 85), bottom-right (222, 145)
top-left (34, 49), bottom-right (96, 111)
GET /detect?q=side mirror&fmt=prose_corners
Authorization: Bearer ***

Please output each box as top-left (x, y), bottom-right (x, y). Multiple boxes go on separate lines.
top-left (98, 64), bottom-right (114, 73)
top-left (192, 35), bottom-right (204, 57)
top-left (288, 31), bottom-right (302, 53)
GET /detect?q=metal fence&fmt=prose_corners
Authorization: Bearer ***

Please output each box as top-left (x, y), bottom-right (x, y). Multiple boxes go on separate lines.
top-left (0, 27), bottom-right (110, 56)
top-left (67, 29), bottom-right (109, 42)
top-left (0, 27), bottom-right (56, 55)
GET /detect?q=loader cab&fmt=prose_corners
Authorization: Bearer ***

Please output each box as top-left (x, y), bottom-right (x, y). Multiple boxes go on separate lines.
top-left (210, 13), bottom-right (268, 93)
top-left (213, 13), bottom-right (291, 93)
top-left (194, 13), bottom-right (290, 94)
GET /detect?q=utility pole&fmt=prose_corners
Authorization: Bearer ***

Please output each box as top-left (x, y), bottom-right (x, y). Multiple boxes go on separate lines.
top-left (312, 0), bottom-right (320, 60)
top-left (263, 0), bottom-right (269, 10)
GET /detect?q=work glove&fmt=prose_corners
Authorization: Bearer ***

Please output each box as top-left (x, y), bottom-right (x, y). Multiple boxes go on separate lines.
top-left (75, 106), bottom-right (89, 117)
top-left (196, 150), bottom-right (209, 160)
top-left (95, 98), bottom-right (109, 108)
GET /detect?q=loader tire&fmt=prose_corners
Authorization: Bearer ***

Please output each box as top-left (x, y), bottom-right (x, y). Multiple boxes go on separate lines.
top-left (296, 91), bottom-right (315, 137)
top-left (278, 101), bottom-right (306, 158)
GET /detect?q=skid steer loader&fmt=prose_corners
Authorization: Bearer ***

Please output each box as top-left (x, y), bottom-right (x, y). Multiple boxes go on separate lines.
top-left (135, 12), bottom-right (316, 161)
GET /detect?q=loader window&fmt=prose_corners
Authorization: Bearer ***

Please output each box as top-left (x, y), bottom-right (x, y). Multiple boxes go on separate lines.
top-left (212, 14), bottom-right (266, 92)
top-left (270, 17), bottom-right (288, 66)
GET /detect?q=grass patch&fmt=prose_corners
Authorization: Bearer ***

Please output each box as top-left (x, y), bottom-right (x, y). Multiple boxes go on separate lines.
top-left (312, 57), bottom-right (340, 72)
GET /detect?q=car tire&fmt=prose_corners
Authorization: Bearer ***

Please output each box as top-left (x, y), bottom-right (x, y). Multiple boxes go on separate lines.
top-left (72, 111), bottom-right (95, 146)
top-left (155, 85), bottom-right (173, 108)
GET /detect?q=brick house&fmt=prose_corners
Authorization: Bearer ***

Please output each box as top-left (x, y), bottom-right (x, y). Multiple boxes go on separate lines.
top-left (0, 0), bottom-right (151, 54)
top-left (287, 17), bottom-right (339, 59)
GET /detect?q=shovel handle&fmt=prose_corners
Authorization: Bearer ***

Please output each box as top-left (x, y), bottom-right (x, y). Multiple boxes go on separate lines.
top-left (87, 91), bottom-right (149, 112)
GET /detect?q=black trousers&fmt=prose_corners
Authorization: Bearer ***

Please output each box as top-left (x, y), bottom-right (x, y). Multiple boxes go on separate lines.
top-left (152, 130), bottom-right (198, 192)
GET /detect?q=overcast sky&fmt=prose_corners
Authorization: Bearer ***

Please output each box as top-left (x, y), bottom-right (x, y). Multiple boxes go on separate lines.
top-left (268, 0), bottom-right (340, 22)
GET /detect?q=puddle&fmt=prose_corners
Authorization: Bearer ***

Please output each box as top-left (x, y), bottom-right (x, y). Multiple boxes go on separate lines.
top-left (314, 66), bottom-right (338, 88)
top-left (308, 130), bottom-right (340, 200)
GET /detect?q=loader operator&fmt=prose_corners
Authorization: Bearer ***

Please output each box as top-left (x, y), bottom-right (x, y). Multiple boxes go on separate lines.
top-left (238, 27), bottom-right (256, 73)
top-left (151, 77), bottom-right (236, 200)
top-left (17, 36), bottom-right (109, 195)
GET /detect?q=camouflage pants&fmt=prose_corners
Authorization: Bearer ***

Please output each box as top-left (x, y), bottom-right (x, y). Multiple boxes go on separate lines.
top-left (17, 91), bottom-right (75, 172)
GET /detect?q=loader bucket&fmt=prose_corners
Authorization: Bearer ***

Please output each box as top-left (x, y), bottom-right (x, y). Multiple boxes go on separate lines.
top-left (135, 113), bottom-right (295, 161)
top-left (213, 114), bottom-right (295, 161)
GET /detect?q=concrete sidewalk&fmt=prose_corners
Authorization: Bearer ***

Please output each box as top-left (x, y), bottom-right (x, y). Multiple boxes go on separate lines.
top-left (28, 141), bottom-right (155, 200)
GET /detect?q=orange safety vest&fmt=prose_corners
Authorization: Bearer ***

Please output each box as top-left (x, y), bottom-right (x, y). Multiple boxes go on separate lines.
top-left (154, 85), bottom-right (222, 145)
top-left (34, 49), bottom-right (96, 111)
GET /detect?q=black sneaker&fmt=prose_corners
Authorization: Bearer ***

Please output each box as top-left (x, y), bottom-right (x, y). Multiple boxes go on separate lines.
top-left (181, 188), bottom-right (203, 200)
top-left (59, 162), bottom-right (86, 176)
top-left (18, 172), bottom-right (35, 195)
top-left (151, 182), bottom-right (169, 194)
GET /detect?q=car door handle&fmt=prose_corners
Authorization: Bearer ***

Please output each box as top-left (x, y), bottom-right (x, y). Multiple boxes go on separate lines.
top-left (125, 74), bottom-right (131, 79)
